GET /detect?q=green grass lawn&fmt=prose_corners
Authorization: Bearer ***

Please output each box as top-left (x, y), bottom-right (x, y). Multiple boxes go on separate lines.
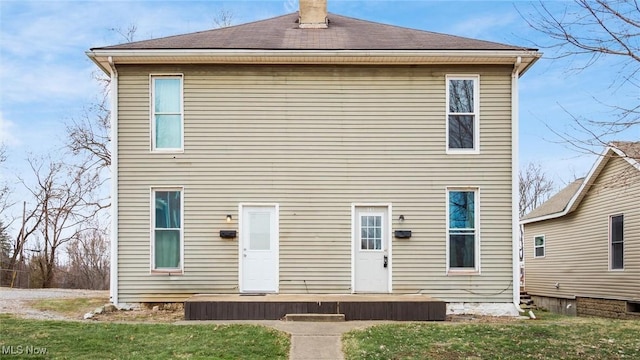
top-left (0, 314), bottom-right (290, 359)
top-left (343, 314), bottom-right (640, 360)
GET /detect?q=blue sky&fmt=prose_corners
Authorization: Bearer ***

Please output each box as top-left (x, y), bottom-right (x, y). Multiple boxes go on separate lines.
top-left (1, 0), bottom-right (638, 229)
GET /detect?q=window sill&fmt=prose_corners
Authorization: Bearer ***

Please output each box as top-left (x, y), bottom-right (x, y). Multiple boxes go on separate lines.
top-left (447, 269), bottom-right (480, 276)
top-left (150, 149), bottom-right (185, 154)
top-left (150, 270), bottom-right (183, 276)
top-left (446, 149), bottom-right (479, 155)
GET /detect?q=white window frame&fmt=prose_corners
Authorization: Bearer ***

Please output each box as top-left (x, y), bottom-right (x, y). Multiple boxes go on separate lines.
top-left (609, 214), bottom-right (624, 271)
top-left (150, 74), bottom-right (184, 152)
top-left (533, 235), bottom-right (545, 258)
top-left (446, 187), bottom-right (480, 274)
top-left (446, 75), bottom-right (480, 154)
top-left (150, 187), bottom-right (184, 274)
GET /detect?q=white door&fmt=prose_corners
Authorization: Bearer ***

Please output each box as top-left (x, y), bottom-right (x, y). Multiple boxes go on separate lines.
top-left (240, 205), bottom-right (278, 293)
top-left (353, 206), bottom-right (389, 293)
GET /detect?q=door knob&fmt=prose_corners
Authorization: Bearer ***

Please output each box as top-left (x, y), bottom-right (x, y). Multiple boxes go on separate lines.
top-left (383, 255), bottom-right (388, 268)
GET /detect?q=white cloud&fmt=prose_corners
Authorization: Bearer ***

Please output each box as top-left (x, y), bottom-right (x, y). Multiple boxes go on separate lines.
top-left (448, 12), bottom-right (520, 40)
top-left (284, 0), bottom-right (297, 13)
top-left (0, 112), bottom-right (20, 147)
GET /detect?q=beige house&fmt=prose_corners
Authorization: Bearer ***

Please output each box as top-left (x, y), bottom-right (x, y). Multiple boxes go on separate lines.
top-left (522, 142), bottom-right (640, 318)
top-left (87, 0), bottom-right (540, 315)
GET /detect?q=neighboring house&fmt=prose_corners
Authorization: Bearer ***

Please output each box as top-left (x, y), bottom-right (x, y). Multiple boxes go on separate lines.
top-left (521, 142), bottom-right (640, 318)
top-left (87, 0), bottom-right (540, 315)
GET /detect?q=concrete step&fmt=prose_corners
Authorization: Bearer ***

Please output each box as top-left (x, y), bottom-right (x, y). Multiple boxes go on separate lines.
top-left (284, 313), bottom-right (345, 322)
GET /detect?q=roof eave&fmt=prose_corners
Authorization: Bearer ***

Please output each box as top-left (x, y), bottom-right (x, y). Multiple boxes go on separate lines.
top-left (520, 211), bottom-right (566, 225)
top-left (87, 49), bottom-right (541, 75)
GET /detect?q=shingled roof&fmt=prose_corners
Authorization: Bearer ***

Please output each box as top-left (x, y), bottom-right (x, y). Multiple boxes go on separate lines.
top-left (92, 13), bottom-right (534, 52)
top-left (521, 178), bottom-right (584, 221)
top-left (521, 141), bottom-right (640, 224)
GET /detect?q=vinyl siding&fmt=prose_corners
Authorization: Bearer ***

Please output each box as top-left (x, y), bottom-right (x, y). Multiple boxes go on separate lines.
top-left (116, 64), bottom-right (515, 303)
top-left (523, 156), bottom-right (640, 301)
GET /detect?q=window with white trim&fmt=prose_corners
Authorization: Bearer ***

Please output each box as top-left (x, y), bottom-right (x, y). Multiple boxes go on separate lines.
top-left (151, 75), bottom-right (183, 151)
top-left (534, 235), bottom-right (545, 258)
top-left (447, 188), bottom-right (479, 271)
top-left (152, 189), bottom-right (182, 271)
top-left (446, 75), bottom-right (479, 152)
top-left (610, 214), bottom-right (624, 270)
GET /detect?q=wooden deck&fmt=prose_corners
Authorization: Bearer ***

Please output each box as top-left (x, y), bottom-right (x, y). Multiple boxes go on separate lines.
top-left (184, 294), bottom-right (446, 321)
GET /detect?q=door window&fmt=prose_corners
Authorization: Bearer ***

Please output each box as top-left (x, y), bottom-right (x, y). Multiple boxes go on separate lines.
top-left (249, 212), bottom-right (271, 250)
top-left (361, 215), bottom-right (382, 250)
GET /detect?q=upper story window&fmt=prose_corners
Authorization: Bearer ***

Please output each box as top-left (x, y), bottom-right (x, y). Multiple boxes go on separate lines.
top-left (151, 75), bottom-right (183, 151)
top-left (446, 75), bottom-right (479, 153)
top-left (534, 235), bottom-right (545, 258)
top-left (610, 214), bottom-right (624, 270)
top-left (447, 188), bottom-right (479, 273)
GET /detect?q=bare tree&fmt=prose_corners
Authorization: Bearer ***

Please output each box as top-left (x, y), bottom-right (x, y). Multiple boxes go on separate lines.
top-left (20, 156), bottom-right (104, 288)
top-left (0, 143), bottom-right (13, 235)
top-left (0, 144), bottom-right (42, 286)
top-left (521, 0), bottom-right (639, 156)
top-left (65, 24), bottom-right (140, 172)
top-left (5, 202), bottom-right (43, 287)
top-left (109, 24), bottom-right (138, 43)
top-left (66, 90), bottom-right (111, 170)
top-left (213, 9), bottom-right (235, 28)
top-left (0, 220), bottom-right (10, 271)
top-left (64, 227), bottom-right (110, 290)
top-left (519, 162), bottom-right (556, 218)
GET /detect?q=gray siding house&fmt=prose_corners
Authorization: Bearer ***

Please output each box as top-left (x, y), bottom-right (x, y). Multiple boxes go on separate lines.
top-left (88, 0), bottom-right (540, 315)
top-left (522, 142), bottom-right (640, 318)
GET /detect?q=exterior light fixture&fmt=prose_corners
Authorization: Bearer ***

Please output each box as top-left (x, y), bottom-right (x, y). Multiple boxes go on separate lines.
top-left (398, 215), bottom-right (405, 222)
top-left (226, 215), bottom-right (232, 223)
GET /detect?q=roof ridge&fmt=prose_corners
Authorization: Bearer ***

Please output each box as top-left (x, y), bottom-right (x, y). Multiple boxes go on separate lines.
top-left (91, 11), bottom-right (537, 52)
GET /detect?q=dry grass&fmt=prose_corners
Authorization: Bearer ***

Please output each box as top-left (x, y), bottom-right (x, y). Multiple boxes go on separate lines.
top-left (29, 297), bottom-right (109, 319)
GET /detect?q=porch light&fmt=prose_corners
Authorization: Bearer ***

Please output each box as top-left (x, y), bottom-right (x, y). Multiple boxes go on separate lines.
top-left (398, 215), bottom-right (405, 222)
top-left (226, 214), bottom-right (232, 223)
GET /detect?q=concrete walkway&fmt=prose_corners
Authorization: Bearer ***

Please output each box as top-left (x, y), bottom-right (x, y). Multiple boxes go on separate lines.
top-left (175, 320), bottom-right (387, 360)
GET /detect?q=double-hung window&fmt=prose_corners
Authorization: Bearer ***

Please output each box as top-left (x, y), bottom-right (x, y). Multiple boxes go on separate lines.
top-left (447, 188), bottom-right (479, 272)
top-left (152, 189), bottom-right (183, 272)
top-left (151, 75), bottom-right (183, 151)
top-left (446, 75), bottom-right (479, 153)
top-left (610, 214), bottom-right (624, 270)
top-left (534, 235), bottom-right (545, 258)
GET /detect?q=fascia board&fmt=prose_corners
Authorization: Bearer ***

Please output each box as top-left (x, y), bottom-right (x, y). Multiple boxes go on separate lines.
top-left (87, 49), bottom-right (541, 73)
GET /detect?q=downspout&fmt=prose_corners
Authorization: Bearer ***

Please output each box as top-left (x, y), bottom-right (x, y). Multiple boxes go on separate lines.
top-left (512, 56), bottom-right (524, 313)
top-left (107, 56), bottom-right (119, 305)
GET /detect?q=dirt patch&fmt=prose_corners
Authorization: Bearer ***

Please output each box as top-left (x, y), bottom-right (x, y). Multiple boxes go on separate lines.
top-left (0, 287), bottom-right (109, 321)
top-left (446, 314), bottom-right (524, 323)
top-left (91, 308), bottom-right (184, 323)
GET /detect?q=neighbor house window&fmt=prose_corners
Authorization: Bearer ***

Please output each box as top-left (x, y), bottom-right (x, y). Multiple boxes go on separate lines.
top-left (447, 188), bottom-right (479, 272)
top-left (610, 214), bottom-right (624, 270)
top-left (534, 235), bottom-right (545, 258)
top-left (152, 189), bottom-right (183, 271)
top-left (446, 75), bottom-right (479, 152)
top-left (151, 75), bottom-right (183, 150)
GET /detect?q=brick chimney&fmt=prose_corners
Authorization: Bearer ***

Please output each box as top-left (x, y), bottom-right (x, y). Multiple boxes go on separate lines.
top-left (299, 0), bottom-right (328, 29)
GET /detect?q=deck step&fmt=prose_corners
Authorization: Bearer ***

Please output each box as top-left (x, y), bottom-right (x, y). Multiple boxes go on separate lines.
top-left (285, 313), bottom-right (345, 322)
